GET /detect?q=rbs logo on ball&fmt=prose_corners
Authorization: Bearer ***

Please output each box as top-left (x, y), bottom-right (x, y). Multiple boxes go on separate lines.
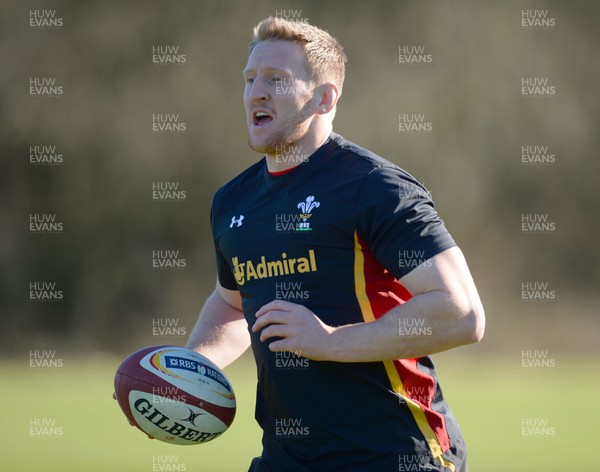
top-left (163, 355), bottom-right (232, 392)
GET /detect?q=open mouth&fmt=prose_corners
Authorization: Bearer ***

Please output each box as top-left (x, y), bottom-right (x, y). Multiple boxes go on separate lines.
top-left (252, 110), bottom-right (274, 127)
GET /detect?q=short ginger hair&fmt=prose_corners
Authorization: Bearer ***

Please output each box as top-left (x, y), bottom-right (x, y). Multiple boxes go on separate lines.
top-left (249, 16), bottom-right (347, 94)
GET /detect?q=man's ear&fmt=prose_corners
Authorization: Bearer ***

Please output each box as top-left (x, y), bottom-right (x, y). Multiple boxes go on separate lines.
top-left (314, 83), bottom-right (340, 115)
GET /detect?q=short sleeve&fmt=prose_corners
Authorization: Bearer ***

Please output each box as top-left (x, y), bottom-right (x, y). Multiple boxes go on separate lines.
top-left (210, 204), bottom-right (238, 290)
top-left (215, 246), bottom-right (238, 290)
top-left (355, 166), bottom-right (456, 279)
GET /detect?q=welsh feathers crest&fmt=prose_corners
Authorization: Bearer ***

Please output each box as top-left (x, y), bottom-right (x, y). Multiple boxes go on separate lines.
top-left (296, 196), bottom-right (320, 231)
top-left (297, 196), bottom-right (320, 219)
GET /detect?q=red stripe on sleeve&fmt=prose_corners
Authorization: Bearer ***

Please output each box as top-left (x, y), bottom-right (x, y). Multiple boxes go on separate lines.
top-left (356, 235), bottom-right (450, 452)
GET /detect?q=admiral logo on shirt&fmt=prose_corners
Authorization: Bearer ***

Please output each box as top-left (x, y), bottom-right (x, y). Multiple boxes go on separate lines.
top-left (231, 250), bottom-right (317, 286)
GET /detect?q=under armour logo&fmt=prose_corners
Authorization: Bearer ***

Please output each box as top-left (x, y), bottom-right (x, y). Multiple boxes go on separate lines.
top-left (230, 215), bottom-right (244, 228)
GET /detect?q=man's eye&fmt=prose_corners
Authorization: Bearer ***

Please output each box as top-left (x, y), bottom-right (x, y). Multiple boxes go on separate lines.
top-left (245, 77), bottom-right (254, 84)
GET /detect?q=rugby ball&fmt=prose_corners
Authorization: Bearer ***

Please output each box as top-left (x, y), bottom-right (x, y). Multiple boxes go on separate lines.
top-left (114, 345), bottom-right (236, 445)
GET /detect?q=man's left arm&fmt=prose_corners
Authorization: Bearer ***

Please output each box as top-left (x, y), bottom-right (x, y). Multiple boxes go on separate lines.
top-left (252, 246), bottom-right (485, 361)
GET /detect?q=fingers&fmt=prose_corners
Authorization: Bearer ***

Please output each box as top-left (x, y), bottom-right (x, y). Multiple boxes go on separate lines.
top-left (252, 310), bottom-right (292, 332)
top-left (258, 323), bottom-right (290, 342)
top-left (114, 393), bottom-right (135, 427)
top-left (267, 339), bottom-right (292, 352)
top-left (255, 300), bottom-right (298, 318)
top-left (252, 301), bottom-right (318, 354)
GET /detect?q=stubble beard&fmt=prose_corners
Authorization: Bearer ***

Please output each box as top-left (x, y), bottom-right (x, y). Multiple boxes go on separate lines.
top-left (247, 96), bottom-right (313, 157)
top-left (248, 120), bottom-right (308, 157)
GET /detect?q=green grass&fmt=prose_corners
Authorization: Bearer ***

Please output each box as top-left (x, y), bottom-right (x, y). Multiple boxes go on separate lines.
top-left (433, 352), bottom-right (594, 471)
top-left (1, 352), bottom-right (594, 471)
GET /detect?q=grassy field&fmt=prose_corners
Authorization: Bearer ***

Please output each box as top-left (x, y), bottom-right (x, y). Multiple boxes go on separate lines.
top-left (1, 351), bottom-right (595, 471)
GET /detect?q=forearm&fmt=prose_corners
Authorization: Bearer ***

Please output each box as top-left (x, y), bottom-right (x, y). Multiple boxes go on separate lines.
top-left (253, 247), bottom-right (484, 362)
top-left (326, 289), bottom-right (482, 362)
top-left (186, 290), bottom-right (250, 369)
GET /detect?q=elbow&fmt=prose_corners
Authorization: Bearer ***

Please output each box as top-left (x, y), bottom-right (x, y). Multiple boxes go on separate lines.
top-left (463, 302), bottom-right (485, 344)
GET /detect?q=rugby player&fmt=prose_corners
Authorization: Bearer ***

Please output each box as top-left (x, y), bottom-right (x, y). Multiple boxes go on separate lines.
top-left (186, 16), bottom-right (485, 472)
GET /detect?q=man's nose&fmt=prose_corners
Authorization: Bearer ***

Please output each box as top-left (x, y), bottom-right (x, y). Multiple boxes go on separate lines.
top-left (248, 78), bottom-right (269, 102)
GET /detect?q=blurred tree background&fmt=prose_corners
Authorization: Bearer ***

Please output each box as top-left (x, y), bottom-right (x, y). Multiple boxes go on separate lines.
top-left (1, 0), bottom-right (599, 356)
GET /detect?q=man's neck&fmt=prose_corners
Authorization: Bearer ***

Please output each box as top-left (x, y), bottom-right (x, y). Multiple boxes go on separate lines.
top-left (265, 126), bottom-right (332, 174)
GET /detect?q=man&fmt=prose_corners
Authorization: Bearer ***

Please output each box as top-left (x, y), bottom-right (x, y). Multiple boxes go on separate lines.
top-left (186, 17), bottom-right (485, 472)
